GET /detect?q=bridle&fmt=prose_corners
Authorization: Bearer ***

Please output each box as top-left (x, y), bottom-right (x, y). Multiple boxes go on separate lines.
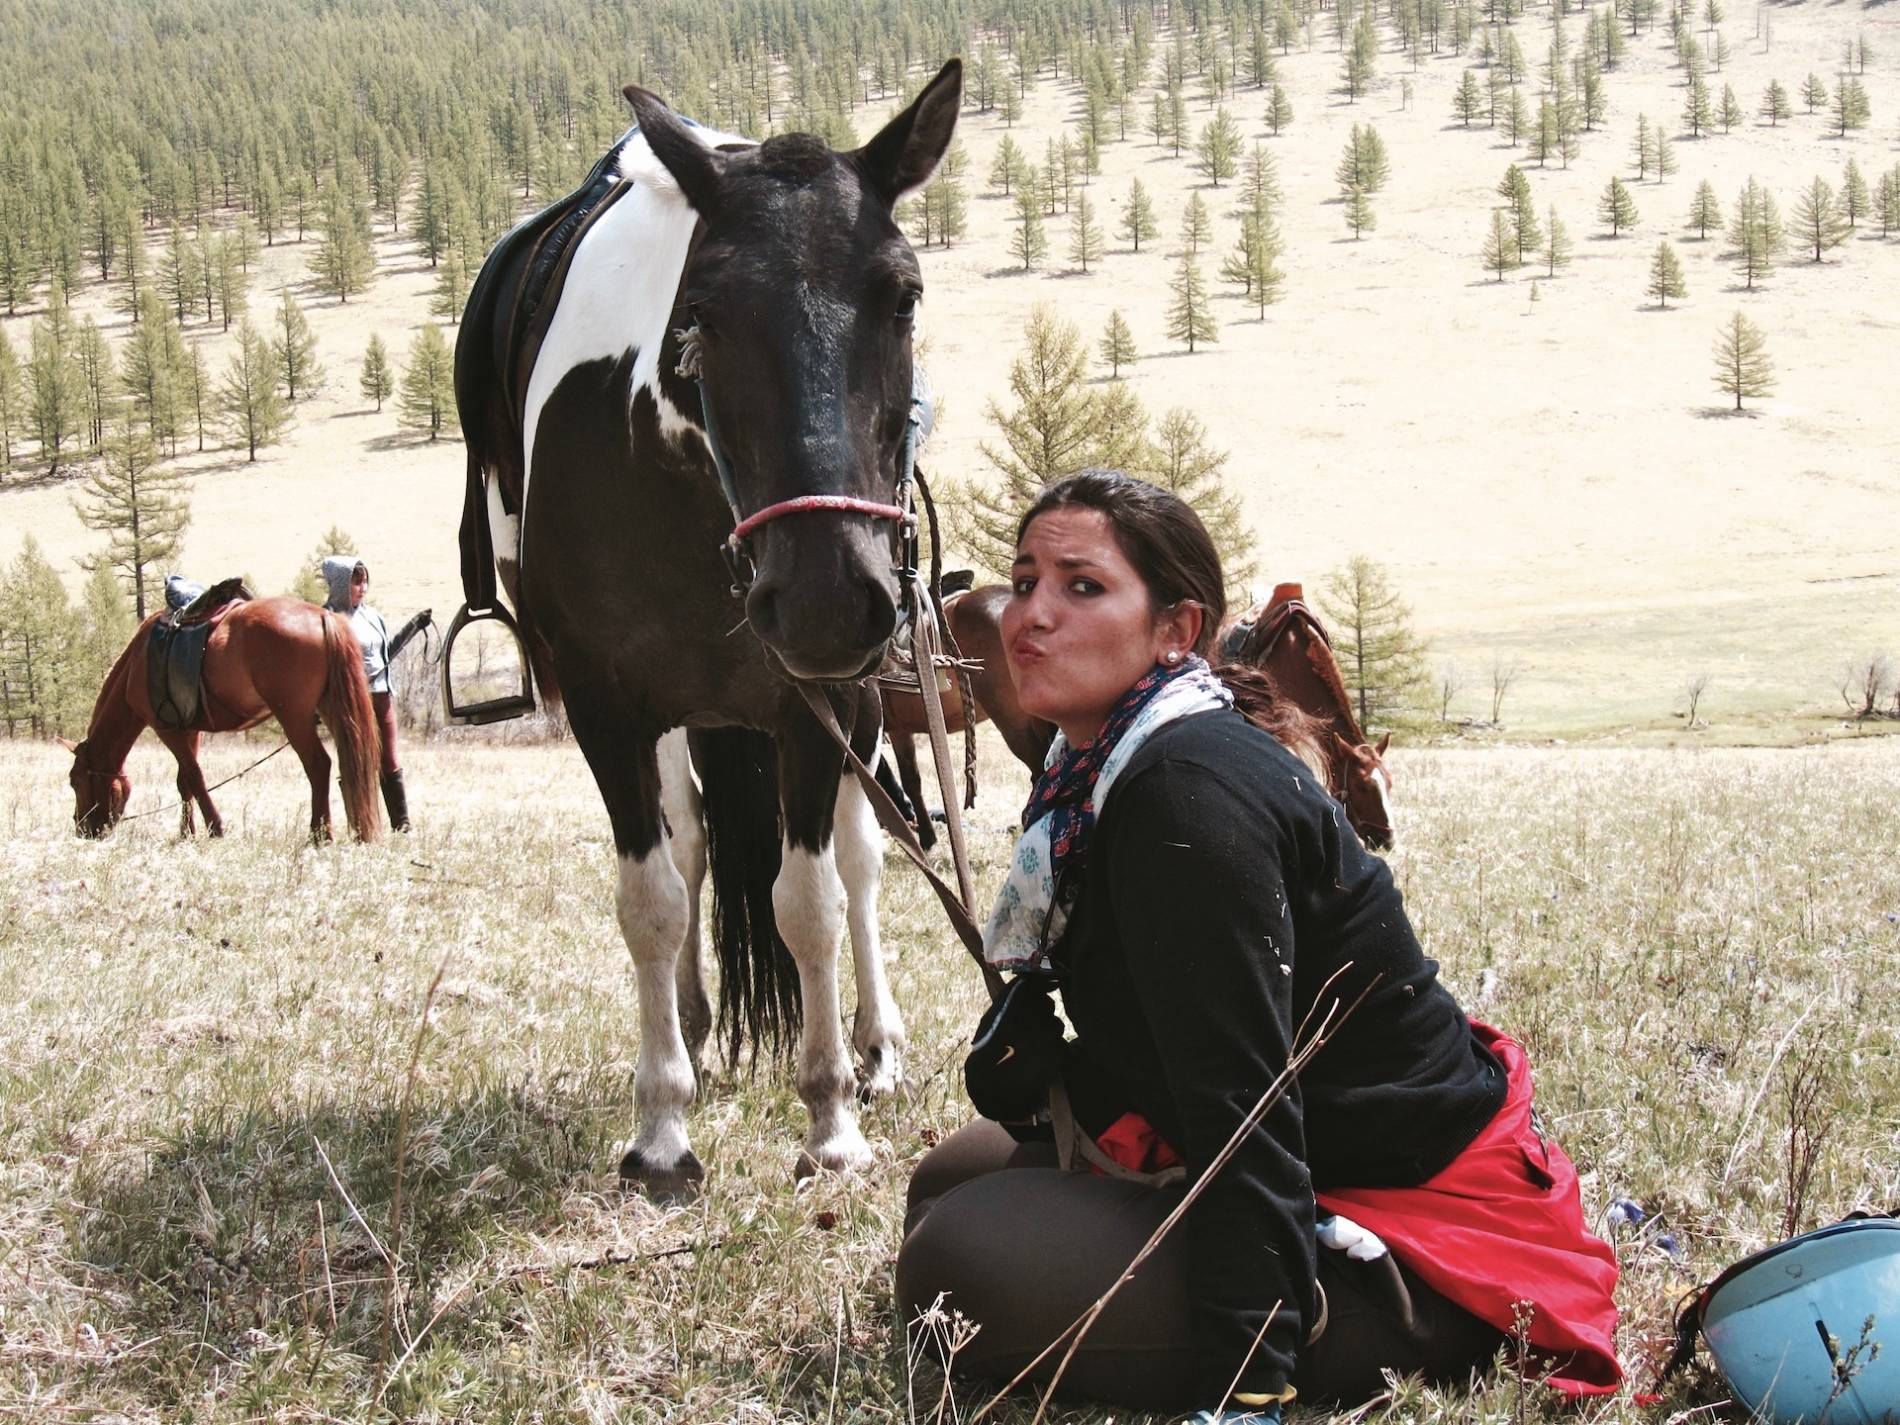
top-left (673, 323), bottom-right (924, 604)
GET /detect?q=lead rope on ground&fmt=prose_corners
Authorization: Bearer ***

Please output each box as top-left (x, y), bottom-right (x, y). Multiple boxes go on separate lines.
top-left (117, 739), bottom-right (293, 823)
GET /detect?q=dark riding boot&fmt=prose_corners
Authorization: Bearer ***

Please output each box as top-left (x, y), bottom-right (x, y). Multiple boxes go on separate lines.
top-left (381, 770), bottom-right (411, 832)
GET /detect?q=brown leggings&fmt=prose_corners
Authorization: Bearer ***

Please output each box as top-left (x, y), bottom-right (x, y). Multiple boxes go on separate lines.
top-left (895, 1120), bottom-right (1504, 1412)
top-left (371, 692), bottom-right (400, 775)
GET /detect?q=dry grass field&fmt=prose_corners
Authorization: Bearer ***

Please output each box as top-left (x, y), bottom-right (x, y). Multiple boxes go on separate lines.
top-left (2, 729), bottom-right (1896, 1421)
top-left (4, 3), bottom-right (1900, 735)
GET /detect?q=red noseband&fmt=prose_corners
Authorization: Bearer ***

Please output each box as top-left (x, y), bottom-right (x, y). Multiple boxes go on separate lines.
top-left (729, 495), bottom-right (910, 544)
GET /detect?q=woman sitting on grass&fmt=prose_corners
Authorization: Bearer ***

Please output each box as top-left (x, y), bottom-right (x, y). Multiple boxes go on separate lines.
top-left (895, 470), bottom-right (1622, 1421)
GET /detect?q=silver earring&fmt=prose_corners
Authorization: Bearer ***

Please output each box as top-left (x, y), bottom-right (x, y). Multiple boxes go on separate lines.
top-left (1165, 650), bottom-right (1182, 665)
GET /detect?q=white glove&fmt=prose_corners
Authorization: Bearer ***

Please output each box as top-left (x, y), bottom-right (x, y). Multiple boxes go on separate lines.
top-left (1316, 1212), bottom-right (1390, 1262)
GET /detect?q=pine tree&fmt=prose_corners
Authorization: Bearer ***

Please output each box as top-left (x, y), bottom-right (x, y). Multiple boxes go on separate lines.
top-left (271, 289), bottom-right (324, 400)
top-left (1688, 180), bottom-right (1722, 238)
top-left (399, 324), bottom-right (458, 440)
top-left (1454, 70), bottom-right (1484, 126)
top-left (74, 316), bottom-right (114, 453)
top-left (1335, 123), bottom-right (1391, 196)
top-left (960, 304), bottom-right (1112, 577)
top-left (930, 149), bottom-right (970, 247)
top-left (1877, 166), bottom-right (1900, 238)
top-left (1344, 184), bottom-right (1377, 238)
top-left (1831, 77), bottom-right (1871, 137)
top-left (1069, 191), bottom-right (1104, 271)
top-left (159, 225), bottom-right (198, 324)
top-left (1482, 208), bottom-right (1518, 280)
top-left (25, 291), bottom-right (85, 473)
top-left (1166, 247), bottom-right (1219, 351)
top-left (1317, 555), bottom-right (1427, 729)
top-left (1792, 176), bottom-right (1849, 261)
top-left (1099, 309), bottom-right (1138, 377)
top-left (1728, 177), bottom-right (1785, 289)
top-left (219, 320), bottom-right (290, 461)
top-left (1219, 215), bottom-right (1285, 316)
top-left (288, 525), bottom-right (359, 603)
top-left (430, 248), bottom-right (470, 324)
top-left (1498, 164), bottom-right (1541, 260)
top-left (77, 558), bottom-right (135, 702)
top-left (1542, 205), bottom-right (1574, 276)
top-left (1719, 83), bottom-right (1743, 133)
top-left (1197, 107), bottom-right (1242, 185)
top-left (0, 325), bottom-right (20, 472)
top-left (1181, 193), bottom-right (1213, 254)
top-left (1241, 145), bottom-right (1283, 226)
top-left (1266, 84), bottom-right (1294, 135)
top-left (1120, 177), bottom-right (1160, 251)
top-left (1647, 240), bottom-right (1688, 307)
top-left (1712, 309), bottom-right (1773, 411)
top-left (360, 333), bottom-right (395, 412)
top-left (1010, 176), bottom-right (1047, 270)
top-left (0, 536), bottom-right (89, 735)
top-left (311, 168), bottom-right (374, 302)
top-left (1802, 72), bottom-right (1827, 115)
top-left (1841, 159), bottom-right (1871, 230)
top-left (1145, 407), bottom-right (1257, 598)
top-left (180, 342), bottom-right (211, 454)
top-left (1599, 175), bottom-right (1639, 236)
top-left (1656, 125), bottom-right (1679, 180)
top-left (990, 135), bottom-right (1026, 196)
top-left (1683, 74), bottom-right (1713, 136)
top-left (1761, 79), bottom-right (1792, 126)
top-left (75, 413), bottom-right (190, 618)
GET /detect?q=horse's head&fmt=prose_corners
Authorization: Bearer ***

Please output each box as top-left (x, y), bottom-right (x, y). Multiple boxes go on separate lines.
top-left (625, 61), bottom-right (961, 681)
top-left (60, 736), bottom-right (128, 837)
top-left (1330, 730), bottom-right (1395, 851)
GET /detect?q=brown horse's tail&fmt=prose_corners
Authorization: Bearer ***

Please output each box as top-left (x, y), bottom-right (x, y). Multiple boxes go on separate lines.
top-left (319, 611), bottom-right (384, 843)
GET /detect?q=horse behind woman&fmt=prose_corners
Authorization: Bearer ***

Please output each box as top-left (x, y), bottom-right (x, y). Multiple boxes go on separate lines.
top-left (63, 596), bottom-right (383, 842)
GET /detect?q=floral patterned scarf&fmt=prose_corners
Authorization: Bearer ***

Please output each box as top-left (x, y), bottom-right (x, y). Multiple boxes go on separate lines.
top-left (982, 656), bottom-right (1232, 972)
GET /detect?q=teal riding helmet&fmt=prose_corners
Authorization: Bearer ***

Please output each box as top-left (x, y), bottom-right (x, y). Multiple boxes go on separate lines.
top-left (1684, 1216), bottom-right (1899, 1423)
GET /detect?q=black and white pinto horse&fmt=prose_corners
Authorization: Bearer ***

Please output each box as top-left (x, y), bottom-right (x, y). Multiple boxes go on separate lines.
top-left (456, 64), bottom-right (963, 1192)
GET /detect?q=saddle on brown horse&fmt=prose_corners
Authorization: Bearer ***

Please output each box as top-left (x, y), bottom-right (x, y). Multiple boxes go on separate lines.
top-left (149, 576), bottom-right (254, 729)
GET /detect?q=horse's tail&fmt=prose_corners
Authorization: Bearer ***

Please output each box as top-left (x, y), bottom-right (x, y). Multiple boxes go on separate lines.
top-left (691, 727), bottom-right (799, 1064)
top-left (318, 611), bottom-right (384, 843)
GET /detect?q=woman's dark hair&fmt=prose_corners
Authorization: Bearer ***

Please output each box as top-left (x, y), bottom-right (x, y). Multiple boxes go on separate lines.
top-left (1017, 470), bottom-right (1325, 775)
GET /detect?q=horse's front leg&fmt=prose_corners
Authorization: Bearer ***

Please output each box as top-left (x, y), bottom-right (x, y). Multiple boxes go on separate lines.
top-left (158, 730), bottom-right (221, 838)
top-left (657, 728), bottom-right (711, 1077)
top-left (834, 769), bottom-right (905, 1099)
top-left (565, 700), bottom-right (700, 1194)
top-left (777, 724), bottom-right (873, 1179)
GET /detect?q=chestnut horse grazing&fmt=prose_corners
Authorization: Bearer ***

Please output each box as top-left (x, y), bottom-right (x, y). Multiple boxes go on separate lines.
top-left (63, 596), bottom-right (383, 842)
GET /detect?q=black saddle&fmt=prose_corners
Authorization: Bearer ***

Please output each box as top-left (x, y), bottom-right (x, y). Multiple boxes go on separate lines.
top-left (148, 577), bottom-right (253, 729)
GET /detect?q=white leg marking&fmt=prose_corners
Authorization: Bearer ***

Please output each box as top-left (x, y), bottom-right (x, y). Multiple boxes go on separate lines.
top-left (657, 729), bottom-right (710, 1070)
top-left (773, 842), bottom-right (872, 1176)
top-left (833, 772), bottom-right (905, 1097)
top-left (616, 838), bottom-right (697, 1178)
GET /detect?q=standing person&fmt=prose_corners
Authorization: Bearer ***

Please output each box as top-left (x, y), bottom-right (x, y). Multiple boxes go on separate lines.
top-left (321, 556), bottom-right (428, 832)
top-left (894, 471), bottom-right (1621, 1420)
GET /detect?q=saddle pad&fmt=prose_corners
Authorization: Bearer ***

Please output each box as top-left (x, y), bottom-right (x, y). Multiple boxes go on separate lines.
top-left (148, 618), bottom-right (214, 730)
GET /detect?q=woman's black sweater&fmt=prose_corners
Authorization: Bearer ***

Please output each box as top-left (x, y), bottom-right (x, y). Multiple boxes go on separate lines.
top-left (1049, 709), bottom-right (1504, 1402)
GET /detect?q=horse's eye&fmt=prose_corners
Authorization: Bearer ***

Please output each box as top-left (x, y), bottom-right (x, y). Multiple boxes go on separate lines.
top-left (894, 291), bottom-right (919, 322)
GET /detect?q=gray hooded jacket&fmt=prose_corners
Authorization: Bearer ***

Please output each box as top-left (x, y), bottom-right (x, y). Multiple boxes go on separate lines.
top-left (321, 555), bottom-right (392, 693)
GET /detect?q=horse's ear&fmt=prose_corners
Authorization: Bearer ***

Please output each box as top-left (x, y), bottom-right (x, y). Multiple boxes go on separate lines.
top-left (1375, 732), bottom-right (1391, 756)
top-left (1330, 730), bottom-right (1355, 756)
top-left (56, 736), bottom-right (77, 753)
top-left (853, 59), bottom-right (962, 207)
top-left (623, 85), bottom-right (726, 217)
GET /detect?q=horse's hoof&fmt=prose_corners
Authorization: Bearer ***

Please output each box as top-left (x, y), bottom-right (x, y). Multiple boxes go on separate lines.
top-left (619, 1147), bottom-right (705, 1199)
top-left (855, 1046), bottom-right (905, 1103)
top-left (795, 1129), bottom-right (874, 1181)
